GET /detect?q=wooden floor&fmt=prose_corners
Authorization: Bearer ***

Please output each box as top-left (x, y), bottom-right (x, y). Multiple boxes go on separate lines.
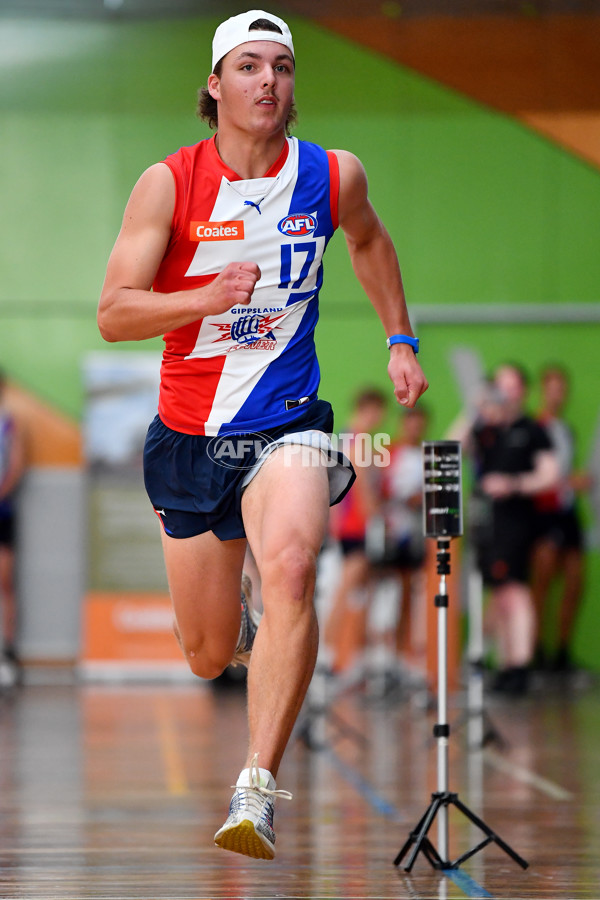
top-left (0, 670), bottom-right (599, 900)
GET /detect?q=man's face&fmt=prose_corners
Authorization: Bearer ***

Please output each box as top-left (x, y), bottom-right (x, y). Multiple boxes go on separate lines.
top-left (495, 366), bottom-right (526, 408)
top-left (403, 410), bottom-right (427, 444)
top-left (209, 41), bottom-right (295, 137)
top-left (543, 372), bottom-right (568, 411)
top-left (358, 401), bottom-right (385, 433)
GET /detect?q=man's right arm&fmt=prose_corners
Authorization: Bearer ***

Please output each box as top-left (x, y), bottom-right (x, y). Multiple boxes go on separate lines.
top-left (97, 163), bottom-right (259, 343)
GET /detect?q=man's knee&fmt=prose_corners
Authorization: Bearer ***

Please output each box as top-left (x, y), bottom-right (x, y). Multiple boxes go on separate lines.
top-left (262, 543), bottom-right (318, 602)
top-left (173, 623), bottom-right (234, 680)
top-left (185, 645), bottom-right (232, 680)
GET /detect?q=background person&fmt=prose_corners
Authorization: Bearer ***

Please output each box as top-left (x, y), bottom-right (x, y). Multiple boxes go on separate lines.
top-left (324, 387), bottom-right (388, 677)
top-left (0, 370), bottom-right (25, 676)
top-left (469, 363), bottom-right (558, 696)
top-left (383, 405), bottom-right (429, 665)
top-left (531, 364), bottom-right (592, 676)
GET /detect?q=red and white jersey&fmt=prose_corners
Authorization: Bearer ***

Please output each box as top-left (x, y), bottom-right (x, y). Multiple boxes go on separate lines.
top-left (535, 414), bottom-right (576, 513)
top-left (153, 135), bottom-right (339, 435)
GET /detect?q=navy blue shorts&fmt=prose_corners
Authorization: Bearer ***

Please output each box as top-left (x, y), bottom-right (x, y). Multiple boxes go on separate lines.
top-left (475, 504), bottom-right (535, 587)
top-left (143, 399), bottom-right (355, 541)
top-left (0, 512), bottom-right (15, 547)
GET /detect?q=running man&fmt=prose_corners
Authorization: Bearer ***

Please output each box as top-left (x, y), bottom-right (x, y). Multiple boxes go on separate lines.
top-left (98, 9), bottom-right (427, 860)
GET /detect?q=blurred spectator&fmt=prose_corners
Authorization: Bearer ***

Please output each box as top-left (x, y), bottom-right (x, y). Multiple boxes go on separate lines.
top-left (0, 371), bottom-right (25, 674)
top-left (469, 363), bottom-right (559, 696)
top-left (531, 365), bottom-right (591, 675)
top-left (324, 387), bottom-right (387, 674)
top-left (380, 405), bottom-right (429, 661)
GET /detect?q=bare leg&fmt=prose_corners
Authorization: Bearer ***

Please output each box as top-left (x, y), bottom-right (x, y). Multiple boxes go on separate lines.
top-left (493, 581), bottom-right (536, 668)
top-left (159, 528), bottom-right (247, 679)
top-left (529, 538), bottom-right (559, 646)
top-left (0, 546), bottom-right (17, 652)
top-left (241, 446), bottom-right (330, 777)
top-left (558, 547), bottom-right (584, 648)
top-left (324, 550), bottom-right (371, 673)
top-left (395, 569), bottom-right (413, 657)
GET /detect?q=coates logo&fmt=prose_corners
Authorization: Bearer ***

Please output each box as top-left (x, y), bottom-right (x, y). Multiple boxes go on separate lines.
top-left (190, 221), bottom-right (244, 241)
top-left (277, 213), bottom-right (317, 237)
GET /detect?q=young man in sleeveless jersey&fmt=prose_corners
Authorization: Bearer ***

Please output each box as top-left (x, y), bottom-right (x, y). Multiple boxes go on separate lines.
top-left (98, 10), bottom-right (428, 860)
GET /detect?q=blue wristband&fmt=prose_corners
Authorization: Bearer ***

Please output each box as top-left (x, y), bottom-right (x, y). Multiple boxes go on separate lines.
top-left (386, 334), bottom-right (419, 353)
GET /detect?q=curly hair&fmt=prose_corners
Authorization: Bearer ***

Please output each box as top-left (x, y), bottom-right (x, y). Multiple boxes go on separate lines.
top-left (197, 17), bottom-right (297, 133)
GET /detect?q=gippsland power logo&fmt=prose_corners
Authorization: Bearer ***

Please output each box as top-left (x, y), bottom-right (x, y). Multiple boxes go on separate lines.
top-left (211, 312), bottom-right (284, 349)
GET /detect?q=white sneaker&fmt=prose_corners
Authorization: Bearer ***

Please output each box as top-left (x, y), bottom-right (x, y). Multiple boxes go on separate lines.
top-left (231, 574), bottom-right (261, 668)
top-left (214, 754), bottom-right (292, 860)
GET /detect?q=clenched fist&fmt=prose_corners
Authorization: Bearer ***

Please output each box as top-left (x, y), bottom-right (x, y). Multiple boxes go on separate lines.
top-left (204, 262), bottom-right (261, 316)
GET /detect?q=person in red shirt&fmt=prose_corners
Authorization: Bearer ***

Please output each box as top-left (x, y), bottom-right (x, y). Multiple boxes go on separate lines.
top-left (384, 405), bottom-right (429, 660)
top-left (531, 365), bottom-right (591, 674)
top-left (325, 387), bottom-right (387, 674)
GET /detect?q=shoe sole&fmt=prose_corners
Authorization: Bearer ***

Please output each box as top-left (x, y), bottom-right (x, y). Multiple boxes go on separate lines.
top-left (214, 819), bottom-right (274, 860)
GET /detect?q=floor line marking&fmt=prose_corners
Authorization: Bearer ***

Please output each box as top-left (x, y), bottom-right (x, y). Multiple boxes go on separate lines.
top-left (326, 747), bottom-right (406, 822)
top-left (445, 867), bottom-right (495, 897)
top-left (155, 696), bottom-right (189, 796)
top-left (483, 748), bottom-right (574, 801)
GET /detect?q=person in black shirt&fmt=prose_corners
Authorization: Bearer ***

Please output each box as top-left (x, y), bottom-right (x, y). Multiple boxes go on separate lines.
top-left (470, 364), bottom-right (559, 695)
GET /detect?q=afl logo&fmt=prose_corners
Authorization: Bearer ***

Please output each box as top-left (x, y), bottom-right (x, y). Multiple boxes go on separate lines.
top-left (277, 213), bottom-right (317, 237)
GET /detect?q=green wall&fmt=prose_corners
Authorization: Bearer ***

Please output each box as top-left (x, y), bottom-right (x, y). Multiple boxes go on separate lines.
top-left (2, 13), bottom-right (599, 665)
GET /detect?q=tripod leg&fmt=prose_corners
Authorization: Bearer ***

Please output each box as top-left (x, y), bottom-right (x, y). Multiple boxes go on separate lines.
top-left (393, 805), bottom-right (433, 867)
top-left (451, 795), bottom-right (528, 869)
top-left (394, 796), bottom-right (446, 872)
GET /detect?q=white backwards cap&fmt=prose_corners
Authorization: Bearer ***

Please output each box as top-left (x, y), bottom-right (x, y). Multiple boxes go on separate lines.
top-left (211, 9), bottom-right (294, 72)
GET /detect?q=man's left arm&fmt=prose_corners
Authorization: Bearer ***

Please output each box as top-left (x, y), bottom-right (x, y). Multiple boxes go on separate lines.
top-left (333, 149), bottom-right (428, 408)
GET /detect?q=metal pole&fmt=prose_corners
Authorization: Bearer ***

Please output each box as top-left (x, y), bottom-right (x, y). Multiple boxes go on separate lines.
top-left (436, 539), bottom-right (450, 863)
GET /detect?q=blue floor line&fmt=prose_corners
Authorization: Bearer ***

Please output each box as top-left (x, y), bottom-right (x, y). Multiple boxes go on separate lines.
top-left (444, 867), bottom-right (494, 898)
top-left (325, 747), bottom-right (406, 823)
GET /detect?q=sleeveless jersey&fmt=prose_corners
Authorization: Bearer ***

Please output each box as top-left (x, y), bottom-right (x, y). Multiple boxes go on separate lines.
top-left (153, 135), bottom-right (339, 436)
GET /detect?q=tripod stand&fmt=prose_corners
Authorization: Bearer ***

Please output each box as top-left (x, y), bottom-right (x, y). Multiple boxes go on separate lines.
top-left (393, 537), bottom-right (528, 872)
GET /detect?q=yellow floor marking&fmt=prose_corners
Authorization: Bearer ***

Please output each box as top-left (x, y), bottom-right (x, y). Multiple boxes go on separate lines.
top-left (155, 696), bottom-right (189, 796)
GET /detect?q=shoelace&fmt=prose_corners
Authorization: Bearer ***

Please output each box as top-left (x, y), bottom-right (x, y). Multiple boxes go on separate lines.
top-left (235, 576), bottom-right (257, 655)
top-left (231, 753), bottom-right (293, 801)
top-left (237, 598), bottom-right (254, 653)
